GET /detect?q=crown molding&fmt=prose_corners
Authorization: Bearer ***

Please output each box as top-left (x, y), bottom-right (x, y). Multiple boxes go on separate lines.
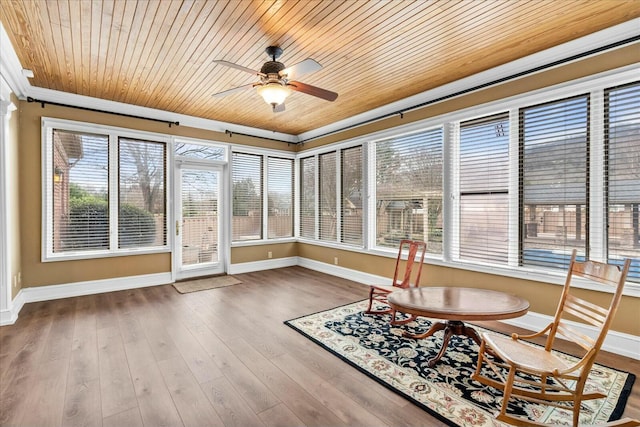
top-left (25, 86), bottom-right (299, 143)
top-left (297, 18), bottom-right (640, 142)
top-left (0, 22), bottom-right (298, 143)
top-left (2, 18), bottom-right (638, 144)
top-left (0, 23), bottom-right (30, 98)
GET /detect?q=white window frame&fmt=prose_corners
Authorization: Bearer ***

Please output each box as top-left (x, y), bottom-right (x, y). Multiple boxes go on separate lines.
top-left (340, 144), bottom-right (365, 247)
top-left (266, 155), bottom-right (295, 240)
top-left (41, 117), bottom-right (171, 261)
top-left (370, 126), bottom-right (445, 253)
top-left (296, 142), bottom-right (367, 249)
top-left (296, 154), bottom-right (319, 240)
top-left (455, 112), bottom-right (510, 266)
top-left (294, 65), bottom-right (640, 296)
top-left (172, 136), bottom-right (230, 276)
top-left (230, 145), bottom-right (296, 247)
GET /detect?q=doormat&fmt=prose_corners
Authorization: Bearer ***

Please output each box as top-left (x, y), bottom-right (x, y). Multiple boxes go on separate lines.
top-left (285, 300), bottom-right (635, 427)
top-left (173, 275), bottom-right (242, 294)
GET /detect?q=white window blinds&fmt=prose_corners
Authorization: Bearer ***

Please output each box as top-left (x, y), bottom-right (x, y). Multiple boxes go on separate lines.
top-left (319, 152), bottom-right (337, 241)
top-left (118, 138), bottom-right (166, 249)
top-left (232, 152), bottom-right (263, 241)
top-left (605, 82), bottom-right (640, 282)
top-left (341, 146), bottom-right (363, 246)
top-left (375, 129), bottom-right (443, 252)
top-left (267, 157), bottom-right (293, 238)
top-left (52, 129), bottom-right (109, 252)
top-left (459, 113), bottom-right (509, 264)
top-left (521, 95), bottom-right (589, 270)
top-left (299, 156), bottom-right (316, 239)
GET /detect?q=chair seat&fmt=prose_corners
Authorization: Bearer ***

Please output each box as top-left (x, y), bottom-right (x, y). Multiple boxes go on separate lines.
top-left (365, 240), bottom-right (427, 318)
top-left (369, 284), bottom-right (398, 293)
top-left (473, 252), bottom-right (631, 426)
top-left (482, 332), bottom-right (571, 374)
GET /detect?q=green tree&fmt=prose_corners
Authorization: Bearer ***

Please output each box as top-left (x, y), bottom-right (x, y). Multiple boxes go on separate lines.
top-left (233, 178), bottom-right (261, 216)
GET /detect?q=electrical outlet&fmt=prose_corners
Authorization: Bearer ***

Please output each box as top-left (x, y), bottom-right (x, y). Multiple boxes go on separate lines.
top-left (334, 257), bottom-right (339, 265)
top-left (268, 251), bottom-right (273, 259)
top-left (13, 276), bottom-right (17, 288)
top-left (18, 272), bottom-right (21, 285)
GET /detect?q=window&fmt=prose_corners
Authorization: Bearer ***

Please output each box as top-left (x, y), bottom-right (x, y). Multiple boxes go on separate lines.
top-left (605, 82), bottom-right (640, 282)
top-left (175, 142), bottom-right (225, 160)
top-left (298, 147), bottom-right (363, 245)
top-left (292, 72), bottom-right (638, 292)
top-left (299, 156), bottom-right (316, 239)
top-left (118, 138), bottom-right (166, 248)
top-left (52, 129), bottom-right (110, 253)
top-left (47, 125), bottom-right (167, 259)
top-left (232, 153), bottom-right (262, 241)
top-left (319, 152), bottom-right (337, 241)
top-left (375, 129), bottom-right (443, 253)
top-left (520, 95), bottom-right (589, 270)
top-left (231, 152), bottom-right (295, 243)
top-left (459, 113), bottom-right (509, 264)
top-left (267, 157), bottom-right (293, 238)
top-left (341, 146), bottom-right (363, 245)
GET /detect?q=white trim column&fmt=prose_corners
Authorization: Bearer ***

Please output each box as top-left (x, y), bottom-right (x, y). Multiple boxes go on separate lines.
top-left (508, 108), bottom-right (520, 267)
top-left (0, 76), bottom-right (17, 321)
top-left (589, 89), bottom-right (606, 262)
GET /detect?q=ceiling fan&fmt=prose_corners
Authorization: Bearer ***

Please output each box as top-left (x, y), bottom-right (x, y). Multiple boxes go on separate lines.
top-left (212, 46), bottom-right (338, 113)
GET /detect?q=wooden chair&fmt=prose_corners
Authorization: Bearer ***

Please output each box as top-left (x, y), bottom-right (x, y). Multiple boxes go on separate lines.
top-left (472, 249), bottom-right (631, 427)
top-left (365, 239), bottom-right (426, 324)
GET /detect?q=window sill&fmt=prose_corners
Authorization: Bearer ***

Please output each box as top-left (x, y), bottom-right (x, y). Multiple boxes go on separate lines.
top-left (296, 239), bottom-right (640, 297)
top-left (231, 237), bottom-right (297, 247)
top-left (427, 257), bottom-right (640, 298)
top-left (42, 246), bottom-right (171, 262)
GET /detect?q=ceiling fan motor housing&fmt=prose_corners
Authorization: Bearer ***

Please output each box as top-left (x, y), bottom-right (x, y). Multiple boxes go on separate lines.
top-left (260, 61), bottom-right (285, 75)
top-left (212, 45), bottom-right (336, 104)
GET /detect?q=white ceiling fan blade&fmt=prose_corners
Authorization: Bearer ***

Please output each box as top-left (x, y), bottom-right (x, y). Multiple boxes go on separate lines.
top-left (213, 60), bottom-right (264, 76)
top-left (288, 81), bottom-right (338, 101)
top-left (279, 58), bottom-right (322, 80)
top-left (212, 83), bottom-right (254, 98)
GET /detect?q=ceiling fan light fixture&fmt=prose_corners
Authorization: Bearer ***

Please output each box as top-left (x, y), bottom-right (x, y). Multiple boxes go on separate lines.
top-left (257, 82), bottom-right (291, 107)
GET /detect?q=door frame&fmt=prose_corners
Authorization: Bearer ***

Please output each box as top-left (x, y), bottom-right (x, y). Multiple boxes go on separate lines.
top-left (172, 159), bottom-right (228, 281)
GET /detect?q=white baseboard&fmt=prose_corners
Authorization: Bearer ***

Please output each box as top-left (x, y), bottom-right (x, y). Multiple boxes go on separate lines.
top-left (298, 257), bottom-right (640, 360)
top-left (3, 257), bottom-right (639, 361)
top-left (228, 256), bottom-right (299, 274)
top-left (0, 290), bottom-right (24, 326)
top-left (297, 257), bottom-right (389, 286)
top-left (0, 272), bottom-right (172, 326)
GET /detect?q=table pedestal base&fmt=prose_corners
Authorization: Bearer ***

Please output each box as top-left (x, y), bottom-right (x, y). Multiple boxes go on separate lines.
top-left (402, 320), bottom-right (482, 367)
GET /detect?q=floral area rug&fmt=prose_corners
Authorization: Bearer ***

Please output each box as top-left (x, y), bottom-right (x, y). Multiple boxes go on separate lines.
top-left (284, 300), bottom-right (635, 427)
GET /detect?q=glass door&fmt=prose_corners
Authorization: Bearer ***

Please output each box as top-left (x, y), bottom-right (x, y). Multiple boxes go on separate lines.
top-left (175, 163), bottom-right (224, 279)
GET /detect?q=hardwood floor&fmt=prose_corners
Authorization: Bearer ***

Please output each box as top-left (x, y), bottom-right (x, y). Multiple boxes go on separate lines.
top-left (1, 266), bottom-right (638, 427)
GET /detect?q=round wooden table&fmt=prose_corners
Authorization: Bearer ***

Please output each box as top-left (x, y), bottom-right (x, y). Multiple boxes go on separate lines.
top-left (387, 287), bottom-right (529, 367)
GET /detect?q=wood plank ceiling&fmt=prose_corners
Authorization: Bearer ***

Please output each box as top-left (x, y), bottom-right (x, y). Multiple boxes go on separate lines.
top-left (1, 0), bottom-right (639, 135)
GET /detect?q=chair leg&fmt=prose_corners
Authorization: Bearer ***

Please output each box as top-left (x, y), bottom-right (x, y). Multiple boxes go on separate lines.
top-left (497, 367), bottom-right (517, 421)
top-left (390, 310), bottom-right (416, 325)
top-left (473, 340), bottom-right (486, 380)
top-left (365, 287), bottom-right (375, 313)
top-left (574, 396), bottom-right (582, 427)
top-left (573, 377), bottom-right (589, 427)
top-left (365, 288), bottom-right (392, 315)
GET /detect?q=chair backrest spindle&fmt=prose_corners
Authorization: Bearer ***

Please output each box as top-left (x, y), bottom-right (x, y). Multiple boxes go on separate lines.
top-left (392, 240), bottom-right (427, 289)
top-left (546, 249), bottom-right (630, 362)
